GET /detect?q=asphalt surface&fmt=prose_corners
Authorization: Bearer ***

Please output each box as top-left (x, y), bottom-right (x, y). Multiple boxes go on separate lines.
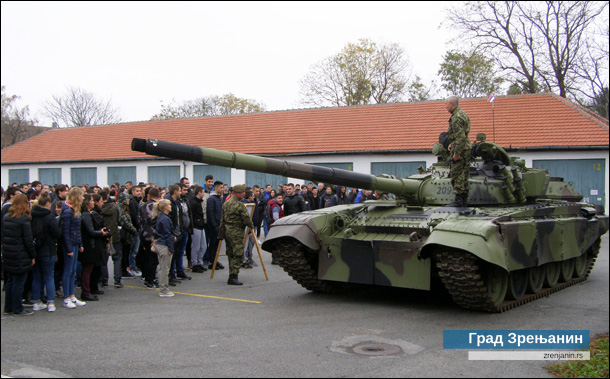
top-left (1, 234), bottom-right (608, 378)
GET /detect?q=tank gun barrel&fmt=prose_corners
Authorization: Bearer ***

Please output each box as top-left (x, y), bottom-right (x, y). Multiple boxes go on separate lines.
top-left (131, 138), bottom-right (423, 198)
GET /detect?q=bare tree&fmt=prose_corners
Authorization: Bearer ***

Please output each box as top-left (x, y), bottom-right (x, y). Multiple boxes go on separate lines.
top-left (447, 1), bottom-right (541, 94)
top-left (571, 20), bottom-right (609, 114)
top-left (518, 1), bottom-right (607, 98)
top-left (1, 86), bottom-right (42, 149)
top-left (43, 86), bottom-right (122, 127)
top-left (446, 1), bottom-right (607, 101)
top-left (299, 38), bottom-right (410, 107)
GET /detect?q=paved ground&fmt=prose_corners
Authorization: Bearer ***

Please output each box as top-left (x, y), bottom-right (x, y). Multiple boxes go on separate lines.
top-left (1, 234), bottom-right (608, 378)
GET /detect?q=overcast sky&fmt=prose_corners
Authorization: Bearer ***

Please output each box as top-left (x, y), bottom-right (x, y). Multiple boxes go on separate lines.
top-left (2, 1), bottom-right (455, 126)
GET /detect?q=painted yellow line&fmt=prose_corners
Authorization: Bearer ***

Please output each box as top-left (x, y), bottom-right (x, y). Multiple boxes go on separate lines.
top-left (122, 284), bottom-right (262, 304)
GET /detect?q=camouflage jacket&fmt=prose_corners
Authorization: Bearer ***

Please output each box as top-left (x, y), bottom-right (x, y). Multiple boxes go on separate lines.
top-left (446, 106), bottom-right (471, 154)
top-left (221, 197), bottom-right (254, 232)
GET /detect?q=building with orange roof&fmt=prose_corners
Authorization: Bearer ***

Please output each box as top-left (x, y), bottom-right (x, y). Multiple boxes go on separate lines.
top-left (2, 93), bottom-right (608, 210)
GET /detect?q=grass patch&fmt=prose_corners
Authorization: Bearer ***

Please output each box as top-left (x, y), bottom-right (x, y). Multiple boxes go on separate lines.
top-left (545, 333), bottom-right (609, 378)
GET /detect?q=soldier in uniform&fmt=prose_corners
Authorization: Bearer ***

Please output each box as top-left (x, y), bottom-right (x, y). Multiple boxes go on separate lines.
top-left (220, 184), bottom-right (254, 285)
top-left (445, 95), bottom-right (471, 207)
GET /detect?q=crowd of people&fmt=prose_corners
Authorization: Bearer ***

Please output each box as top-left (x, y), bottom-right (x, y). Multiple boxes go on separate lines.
top-left (1, 177), bottom-right (385, 315)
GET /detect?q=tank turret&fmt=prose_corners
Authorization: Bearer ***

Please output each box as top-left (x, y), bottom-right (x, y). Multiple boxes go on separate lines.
top-left (131, 137), bottom-right (577, 206)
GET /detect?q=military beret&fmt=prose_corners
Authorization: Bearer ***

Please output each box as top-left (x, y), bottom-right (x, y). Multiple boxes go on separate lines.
top-left (233, 184), bottom-right (247, 193)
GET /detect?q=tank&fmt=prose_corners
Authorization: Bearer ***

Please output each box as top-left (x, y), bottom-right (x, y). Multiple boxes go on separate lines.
top-left (131, 136), bottom-right (609, 312)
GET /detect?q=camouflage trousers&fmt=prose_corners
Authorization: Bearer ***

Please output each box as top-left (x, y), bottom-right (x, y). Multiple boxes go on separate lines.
top-left (450, 153), bottom-right (470, 195)
top-left (225, 226), bottom-right (245, 276)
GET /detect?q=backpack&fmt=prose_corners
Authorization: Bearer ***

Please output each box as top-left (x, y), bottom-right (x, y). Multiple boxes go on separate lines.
top-left (325, 197), bottom-right (333, 208)
top-left (56, 214), bottom-right (63, 240)
top-left (264, 202), bottom-right (274, 226)
top-left (31, 217), bottom-right (45, 250)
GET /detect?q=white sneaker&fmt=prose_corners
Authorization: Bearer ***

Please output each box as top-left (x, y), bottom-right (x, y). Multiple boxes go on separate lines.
top-left (33, 303), bottom-right (47, 311)
top-left (71, 298), bottom-right (87, 307)
top-left (159, 292), bottom-right (175, 297)
top-left (63, 300), bottom-right (76, 309)
top-left (48, 304), bottom-right (56, 312)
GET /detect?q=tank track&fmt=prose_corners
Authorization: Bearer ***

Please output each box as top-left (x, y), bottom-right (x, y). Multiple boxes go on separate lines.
top-left (434, 238), bottom-right (601, 312)
top-left (272, 239), bottom-right (344, 293)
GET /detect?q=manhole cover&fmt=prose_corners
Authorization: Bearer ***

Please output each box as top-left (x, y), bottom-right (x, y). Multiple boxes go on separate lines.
top-left (352, 342), bottom-right (403, 356)
top-left (330, 333), bottom-right (424, 357)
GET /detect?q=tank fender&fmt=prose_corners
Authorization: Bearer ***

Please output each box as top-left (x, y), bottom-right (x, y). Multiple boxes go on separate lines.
top-left (262, 223), bottom-right (320, 252)
top-left (421, 219), bottom-right (507, 270)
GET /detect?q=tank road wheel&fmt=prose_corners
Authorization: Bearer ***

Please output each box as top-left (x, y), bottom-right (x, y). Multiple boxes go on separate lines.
top-left (559, 259), bottom-right (574, 282)
top-left (544, 262), bottom-right (561, 287)
top-left (506, 269), bottom-right (528, 300)
top-left (573, 254), bottom-right (587, 279)
top-left (484, 264), bottom-right (509, 306)
top-left (434, 251), bottom-right (508, 312)
top-left (526, 266), bottom-right (545, 294)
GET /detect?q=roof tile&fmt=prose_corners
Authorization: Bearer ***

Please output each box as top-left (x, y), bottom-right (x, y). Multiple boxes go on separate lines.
top-left (1, 93), bottom-right (608, 164)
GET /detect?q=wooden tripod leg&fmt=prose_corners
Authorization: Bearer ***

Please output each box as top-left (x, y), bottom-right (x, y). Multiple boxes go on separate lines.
top-left (251, 232), bottom-right (268, 281)
top-left (210, 240), bottom-right (224, 279)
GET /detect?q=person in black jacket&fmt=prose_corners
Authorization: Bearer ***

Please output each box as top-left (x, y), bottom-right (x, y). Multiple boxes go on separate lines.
top-left (80, 194), bottom-right (110, 301)
top-left (330, 185), bottom-right (351, 207)
top-left (2, 194), bottom-right (36, 316)
top-left (30, 195), bottom-right (61, 312)
top-left (319, 185), bottom-right (335, 208)
top-left (283, 183), bottom-right (307, 216)
top-left (189, 186), bottom-right (208, 273)
top-left (203, 181), bottom-right (224, 270)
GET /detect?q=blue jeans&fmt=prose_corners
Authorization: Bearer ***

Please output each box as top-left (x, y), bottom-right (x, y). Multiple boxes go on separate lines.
top-left (129, 234), bottom-right (140, 271)
top-left (62, 246), bottom-right (79, 298)
top-left (170, 231), bottom-right (188, 276)
top-left (31, 256), bottom-right (56, 303)
top-left (4, 272), bottom-right (28, 313)
top-left (111, 242), bottom-right (123, 283)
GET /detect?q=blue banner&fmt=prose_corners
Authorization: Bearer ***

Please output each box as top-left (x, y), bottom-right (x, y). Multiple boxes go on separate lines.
top-left (443, 330), bottom-right (589, 350)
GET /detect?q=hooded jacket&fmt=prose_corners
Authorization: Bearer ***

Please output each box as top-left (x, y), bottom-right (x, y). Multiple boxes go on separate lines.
top-left (330, 186), bottom-right (350, 207)
top-left (101, 199), bottom-right (121, 244)
top-left (117, 192), bottom-right (138, 245)
top-left (30, 205), bottom-right (60, 259)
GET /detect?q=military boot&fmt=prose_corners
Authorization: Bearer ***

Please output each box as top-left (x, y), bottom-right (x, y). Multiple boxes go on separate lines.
top-left (448, 193), bottom-right (468, 207)
top-left (227, 274), bottom-right (243, 286)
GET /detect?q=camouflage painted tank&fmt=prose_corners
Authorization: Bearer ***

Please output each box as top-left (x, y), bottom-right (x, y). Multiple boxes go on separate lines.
top-left (131, 136), bottom-right (609, 312)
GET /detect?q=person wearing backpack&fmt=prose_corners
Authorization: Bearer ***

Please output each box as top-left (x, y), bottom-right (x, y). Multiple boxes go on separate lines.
top-left (265, 193), bottom-right (284, 264)
top-left (30, 194), bottom-right (61, 312)
top-left (319, 185), bottom-right (335, 208)
top-left (139, 187), bottom-right (161, 288)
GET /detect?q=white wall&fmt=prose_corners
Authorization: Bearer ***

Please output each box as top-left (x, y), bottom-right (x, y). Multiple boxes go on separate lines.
top-left (2, 150), bottom-right (608, 212)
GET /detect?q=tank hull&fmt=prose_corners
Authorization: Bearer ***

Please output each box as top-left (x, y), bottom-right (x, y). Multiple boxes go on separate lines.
top-left (262, 200), bottom-right (608, 312)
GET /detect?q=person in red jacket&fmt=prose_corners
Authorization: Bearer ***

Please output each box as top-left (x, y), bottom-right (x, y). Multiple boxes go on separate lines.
top-left (266, 193), bottom-right (284, 265)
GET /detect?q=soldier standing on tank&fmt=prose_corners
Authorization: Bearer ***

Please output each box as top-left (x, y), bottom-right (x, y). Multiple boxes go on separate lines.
top-left (221, 184), bottom-right (254, 286)
top-left (445, 96), bottom-right (471, 207)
